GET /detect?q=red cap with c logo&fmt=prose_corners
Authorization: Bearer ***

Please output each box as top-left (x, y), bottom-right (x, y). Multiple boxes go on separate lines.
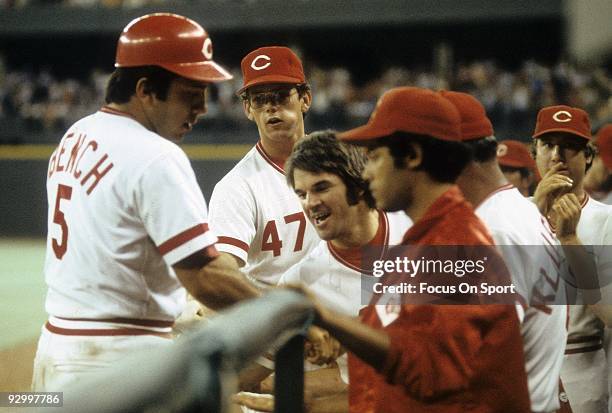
top-left (532, 105), bottom-right (591, 140)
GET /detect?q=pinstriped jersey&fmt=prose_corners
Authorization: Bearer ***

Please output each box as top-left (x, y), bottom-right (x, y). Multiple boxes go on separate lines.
top-left (477, 185), bottom-right (566, 413)
top-left (208, 141), bottom-right (319, 286)
top-left (278, 210), bottom-right (412, 384)
top-left (44, 107), bottom-right (217, 322)
top-left (566, 196), bottom-right (612, 343)
top-left (560, 196), bottom-right (612, 413)
top-left (278, 211), bottom-right (412, 316)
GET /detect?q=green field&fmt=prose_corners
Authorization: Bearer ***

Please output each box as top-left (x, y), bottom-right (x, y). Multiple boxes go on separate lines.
top-left (0, 238), bottom-right (47, 349)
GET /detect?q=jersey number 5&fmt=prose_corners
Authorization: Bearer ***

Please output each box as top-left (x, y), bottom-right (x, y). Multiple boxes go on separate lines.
top-left (261, 212), bottom-right (307, 257)
top-left (52, 184), bottom-right (73, 259)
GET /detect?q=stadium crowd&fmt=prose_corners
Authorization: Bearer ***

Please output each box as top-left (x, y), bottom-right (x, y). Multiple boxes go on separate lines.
top-left (0, 56), bottom-right (610, 143)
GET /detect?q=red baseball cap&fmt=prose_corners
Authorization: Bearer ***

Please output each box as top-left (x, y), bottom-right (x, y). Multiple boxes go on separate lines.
top-left (237, 46), bottom-right (305, 94)
top-left (337, 87), bottom-right (462, 143)
top-left (439, 91), bottom-right (494, 140)
top-left (596, 124), bottom-right (612, 170)
top-left (532, 105), bottom-right (592, 140)
top-left (497, 140), bottom-right (536, 169)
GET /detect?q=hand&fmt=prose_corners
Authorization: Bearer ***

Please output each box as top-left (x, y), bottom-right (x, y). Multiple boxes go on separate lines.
top-left (306, 326), bottom-right (342, 365)
top-left (550, 193), bottom-right (581, 242)
top-left (284, 284), bottom-right (334, 326)
top-left (232, 392), bottom-right (274, 412)
top-left (533, 162), bottom-right (573, 216)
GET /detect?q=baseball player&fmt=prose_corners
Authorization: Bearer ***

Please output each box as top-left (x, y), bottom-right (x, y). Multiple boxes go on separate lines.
top-left (441, 90), bottom-right (567, 413)
top-left (235, 131), bottom-right (412, 412)
top-left (586, 124), bottom-right (612, 412)
top-left (531, 106), bottom-right (612, 413)
top-left (297, 87), bottom-right (532, 413)
top-left (584, 124), bottom-right (612, 205)
top-left (33, 13), bottom-right (259, 392)
top-left (497, 139), bottom-right (539, 197)
top-left (208, 46), bottom-right (319, 287)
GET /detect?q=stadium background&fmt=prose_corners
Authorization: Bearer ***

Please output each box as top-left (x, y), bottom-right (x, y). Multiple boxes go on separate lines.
top-left (0, 0), bottom-right (610, 397)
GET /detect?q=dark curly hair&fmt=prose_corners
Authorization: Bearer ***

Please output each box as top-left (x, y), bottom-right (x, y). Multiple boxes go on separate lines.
top-left (286, 130), bottom-right (376, 208)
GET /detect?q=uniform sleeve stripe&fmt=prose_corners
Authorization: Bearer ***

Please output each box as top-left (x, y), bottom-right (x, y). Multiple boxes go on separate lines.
top-left (158, 223), bottom-right (210, 255)
top-left (216, 236), bottom-right (250, 253)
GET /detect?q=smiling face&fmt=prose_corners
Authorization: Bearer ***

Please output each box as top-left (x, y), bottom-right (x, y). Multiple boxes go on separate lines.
top-left (145, 77), bottom-right (208, 142)
top-left (243, 83), bottom-right (311, 147)
top-left (535, 132), bottom-right (591, 190)
top-left (292, 168), bottom-right (362, 243)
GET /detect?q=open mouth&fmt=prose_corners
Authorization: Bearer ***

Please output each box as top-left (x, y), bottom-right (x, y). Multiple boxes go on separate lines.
top-left (182, 122), bottom-right (193, 132)
top-left (311, 211), bottom-right (331, 226)
top-left (267, 117), bottom-right (282, 125)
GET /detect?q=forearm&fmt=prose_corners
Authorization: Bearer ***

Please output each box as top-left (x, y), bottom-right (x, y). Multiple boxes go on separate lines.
top-left (306, 391), bottom-right (348, 413)
top-left (304, 366), bottom-right (347, 398)
top-left (257, 362), bottom-right (347, 397)
top-left (316, 309), bottom-right (390, 369)
top-left (239, 362), bottom-right (273, 392)
top-left (175, 253), bottom-right (261, 310)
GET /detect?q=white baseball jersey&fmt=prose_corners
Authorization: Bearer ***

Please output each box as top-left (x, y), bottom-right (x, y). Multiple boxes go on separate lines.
top-left (44, 107), bottom-right (217, 328)
top-left (561, 195), bottom-right (612, 413)
top-left (278, 210), bottom-right (412, 383)
top-left (208, 141), bottom-right (319, 286)
top-left (477, 184), bottom-right (567, 413)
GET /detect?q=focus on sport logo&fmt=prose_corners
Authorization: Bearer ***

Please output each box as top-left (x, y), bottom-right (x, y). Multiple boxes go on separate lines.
top-left (251, 55), bottom-right (272, 71)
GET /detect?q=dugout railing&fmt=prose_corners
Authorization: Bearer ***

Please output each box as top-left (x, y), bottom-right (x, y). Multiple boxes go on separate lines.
top-left (46, 290), bottom-right (314, 413)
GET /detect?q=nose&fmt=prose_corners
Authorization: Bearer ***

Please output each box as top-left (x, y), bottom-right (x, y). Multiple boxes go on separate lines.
top-left (550, 144), bottom-right (564, 161)
top-left (193, 94), bottom-right (207, 118)
top-left (264, 101), bottom-right (279, 112)
top-left (305, 192), bottom-right (322, 210)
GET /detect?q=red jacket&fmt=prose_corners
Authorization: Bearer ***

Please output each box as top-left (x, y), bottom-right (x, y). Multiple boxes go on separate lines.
top-left (349, 186), bottom-right (530, 413)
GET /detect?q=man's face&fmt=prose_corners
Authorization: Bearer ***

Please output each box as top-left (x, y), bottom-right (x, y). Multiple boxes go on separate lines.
top-left (584, 155), bottom-right (610, 191)
top-left (500, 166), bottom-right (532, 197)
top-left (535, 133), bottom-right (590, 189)
top-left (243, 84), bottom-right (311, 145)
top-left (147, 78), bottom-right (208, 142)
top-left (293, 169), bottom-right (359, 243)
top-left (363, 146), bottom-right (413, 212)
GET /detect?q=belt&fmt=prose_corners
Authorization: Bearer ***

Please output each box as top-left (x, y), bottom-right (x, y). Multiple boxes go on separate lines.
top-left (45, 315), bottom-right (174, 339)
top-left (565, 335), bottom-right (603, 354)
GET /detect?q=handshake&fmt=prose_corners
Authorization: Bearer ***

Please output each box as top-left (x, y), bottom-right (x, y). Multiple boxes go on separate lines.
top-left (305, 325), bottom-right (344, 366)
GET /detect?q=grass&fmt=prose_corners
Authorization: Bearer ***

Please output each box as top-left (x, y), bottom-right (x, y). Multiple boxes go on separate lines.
top-left (0, 238), bottom-right (47, 349)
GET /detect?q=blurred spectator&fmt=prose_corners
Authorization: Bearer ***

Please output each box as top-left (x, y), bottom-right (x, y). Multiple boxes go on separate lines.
top-left (0, 59), bottom-right (609, 144)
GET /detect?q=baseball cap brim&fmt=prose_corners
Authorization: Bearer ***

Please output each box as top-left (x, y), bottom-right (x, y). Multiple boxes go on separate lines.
top-left (533, 127), bottom-right (590, 140)
top-left (160, 61), bottom-right (233, 83)
top-left (336, 123), bottom-right (396, 144)
top-left (237, 74), bottom-right (305, 95)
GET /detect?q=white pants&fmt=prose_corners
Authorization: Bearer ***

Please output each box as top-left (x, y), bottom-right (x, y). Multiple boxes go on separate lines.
top-left (31, 325), bottom-right (173, 392)
top-left (560, 349), bottom-right (609, 413)
top-left (605, 328), bottom-right (612, 413)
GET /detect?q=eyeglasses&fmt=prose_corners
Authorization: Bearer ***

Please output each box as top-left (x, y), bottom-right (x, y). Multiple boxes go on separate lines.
top-left (247, 88), bottom-right (297, 109)
top-left (539, 140), bottom-right (585, 157)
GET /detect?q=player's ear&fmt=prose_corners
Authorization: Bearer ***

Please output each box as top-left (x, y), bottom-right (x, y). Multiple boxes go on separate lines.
top-left (405, 142), bottom-right (423, 169)
top-left (300, 88), bottom-right (312, 114)
top-left (584, 143), bottom-right (595, 170)
top-left (242, 99), bottom-right (254, 121)
top-left (135, 78), bottom-right (155, 101)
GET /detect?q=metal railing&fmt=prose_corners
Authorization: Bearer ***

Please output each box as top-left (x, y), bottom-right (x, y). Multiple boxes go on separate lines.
top-left (47, 290), bottom-right (314, 413)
